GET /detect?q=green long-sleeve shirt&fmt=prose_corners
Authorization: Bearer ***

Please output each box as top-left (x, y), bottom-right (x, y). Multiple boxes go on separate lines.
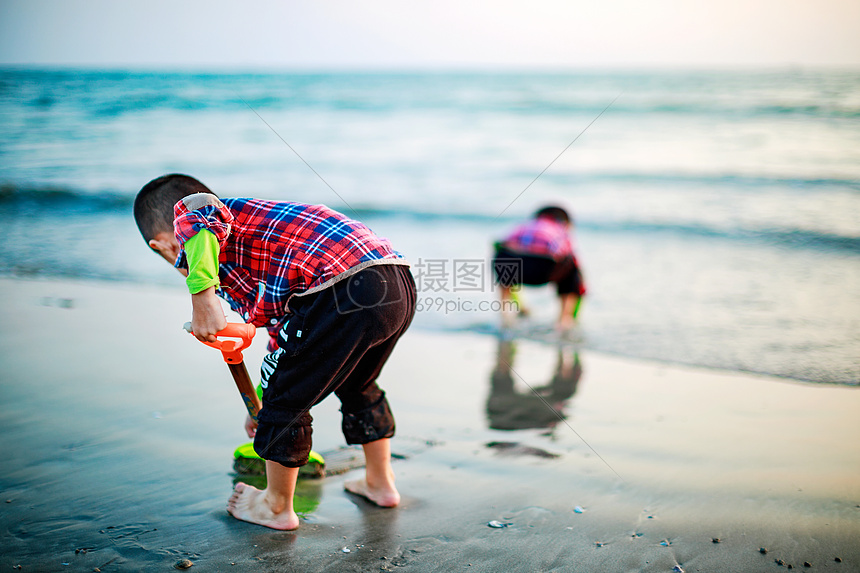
top-left (184, 228), bottom-right (220, 294)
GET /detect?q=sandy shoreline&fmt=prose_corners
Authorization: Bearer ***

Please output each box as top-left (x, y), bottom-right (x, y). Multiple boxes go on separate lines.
top-left (0, 277), bottom-right (858, 572)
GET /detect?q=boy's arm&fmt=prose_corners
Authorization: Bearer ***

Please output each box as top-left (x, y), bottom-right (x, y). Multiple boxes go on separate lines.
top-left (184, 229), bottom-right (227, 342)
top-left (191, 287), bottom-right (227, 343)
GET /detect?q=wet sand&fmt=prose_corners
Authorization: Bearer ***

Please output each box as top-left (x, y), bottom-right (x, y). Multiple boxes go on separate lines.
top-left (0, 277), bottom-right (858, 572)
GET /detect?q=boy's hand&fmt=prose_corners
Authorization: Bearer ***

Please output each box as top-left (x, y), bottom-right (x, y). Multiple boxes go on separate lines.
top-left (190, 286), bottom-right (227, 342)
top-left (245, 414), bottom-right (258, 438)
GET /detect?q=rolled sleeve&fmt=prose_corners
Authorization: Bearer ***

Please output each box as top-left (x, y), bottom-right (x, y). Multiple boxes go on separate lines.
top-left (173, 193), bottom-right (234, 247)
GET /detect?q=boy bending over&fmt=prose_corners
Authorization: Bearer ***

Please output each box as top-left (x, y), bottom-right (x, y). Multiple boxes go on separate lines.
top-left (134, 174), bottom-right (415, 530)
top-left (493, 205), bottom-right (585, 330)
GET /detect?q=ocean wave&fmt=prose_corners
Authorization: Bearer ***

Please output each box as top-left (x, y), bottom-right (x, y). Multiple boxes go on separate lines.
top-left (72, 96), bottom-right (860, 121)
top-left (0, 184), bottom-right (131, 212)
top-left (4, 69), bottom-right (860, 120)
top-left (581, 220), bottom-right (860, 254)
top-left (359, 210), bottom-right (860, 254)
top-left (429, 321), bottom-right (859, 387)
top-left (2, 183), bottom-right (856, 254)
top-left (538, 171), bottom-right (860, 191)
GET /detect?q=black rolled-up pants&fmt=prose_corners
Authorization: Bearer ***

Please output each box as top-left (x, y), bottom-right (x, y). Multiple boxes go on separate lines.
top-left (253, 264), bottom-right (416, 467)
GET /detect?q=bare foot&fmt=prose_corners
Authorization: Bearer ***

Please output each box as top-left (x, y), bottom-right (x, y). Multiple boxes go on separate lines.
top-left (226, 482), bottom-right (300, 530)
top-left (344, 477), bottom-right (400, 507)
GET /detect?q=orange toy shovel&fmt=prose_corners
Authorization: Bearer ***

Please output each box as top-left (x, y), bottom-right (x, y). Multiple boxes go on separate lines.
top-left (183, 322), bottom-right (262, 422)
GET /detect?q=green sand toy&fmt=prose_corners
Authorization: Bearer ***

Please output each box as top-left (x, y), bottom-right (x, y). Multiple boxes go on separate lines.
top-left (233, 442), bottom-right (327, 478)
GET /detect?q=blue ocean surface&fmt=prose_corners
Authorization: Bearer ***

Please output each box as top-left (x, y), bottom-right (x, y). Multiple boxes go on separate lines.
top-left (1, 69), bottom-right (858, 384)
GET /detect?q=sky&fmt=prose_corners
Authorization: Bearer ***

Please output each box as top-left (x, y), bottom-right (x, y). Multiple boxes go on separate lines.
top-left (1, 0), bottom-right (859, 69)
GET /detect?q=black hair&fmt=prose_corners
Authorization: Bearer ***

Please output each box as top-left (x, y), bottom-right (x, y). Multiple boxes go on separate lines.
top-left (133, 174), bottom-right (216, 243)
top-left (535, 205), bottom-right (571, 224)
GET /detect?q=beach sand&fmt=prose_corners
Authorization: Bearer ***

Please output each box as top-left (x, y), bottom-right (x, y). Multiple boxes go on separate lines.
top-left (0, 277), bottom-right (858, 572)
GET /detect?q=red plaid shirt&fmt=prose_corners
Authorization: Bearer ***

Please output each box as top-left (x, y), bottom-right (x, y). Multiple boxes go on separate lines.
top-left (174, 194), bottom-right (407, 341)
top-left (502, 216), bottom-right (574, 261)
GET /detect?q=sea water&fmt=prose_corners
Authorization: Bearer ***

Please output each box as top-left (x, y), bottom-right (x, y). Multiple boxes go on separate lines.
top-left (1, 69), bottom-right (858, 384)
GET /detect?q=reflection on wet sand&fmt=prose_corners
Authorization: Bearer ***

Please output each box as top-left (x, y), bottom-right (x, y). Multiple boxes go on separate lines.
top-left (487, 337), bottom-right (582, 434)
